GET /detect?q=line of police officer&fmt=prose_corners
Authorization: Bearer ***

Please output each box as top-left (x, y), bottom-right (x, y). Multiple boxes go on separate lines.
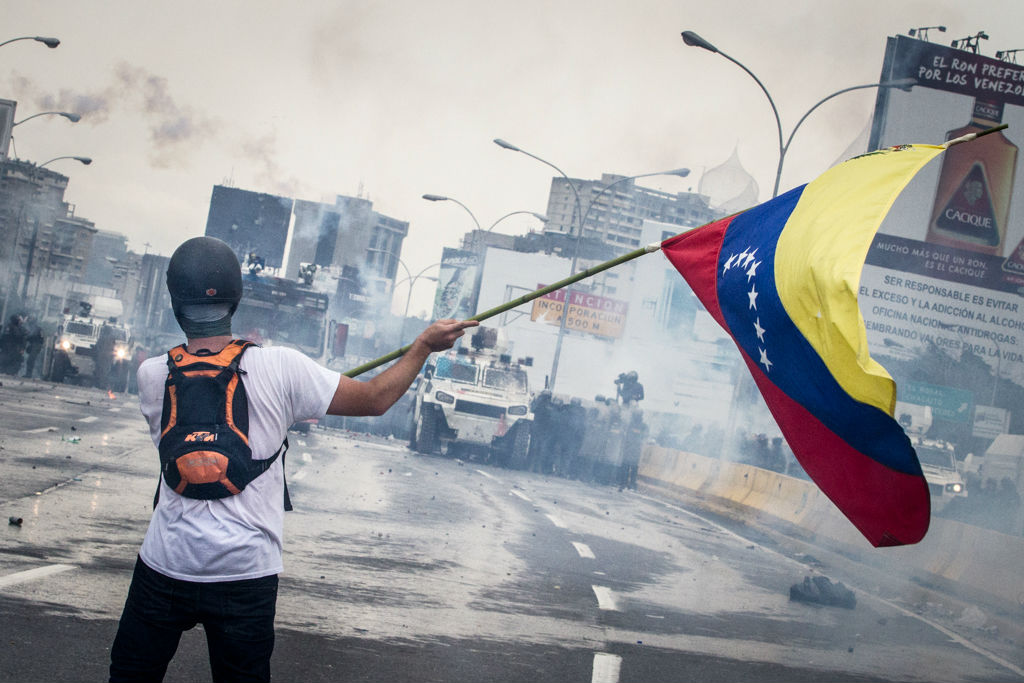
top-left (520, 372), bottom-right (648, 489)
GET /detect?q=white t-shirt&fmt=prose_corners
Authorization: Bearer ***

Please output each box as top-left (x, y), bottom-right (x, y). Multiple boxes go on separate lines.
top-left (136, 344), bottom-right (340, 582)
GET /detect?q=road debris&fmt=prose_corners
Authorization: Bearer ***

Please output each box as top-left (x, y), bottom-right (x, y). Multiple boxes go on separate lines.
top-left (789, 575), bottom-right (856, 609)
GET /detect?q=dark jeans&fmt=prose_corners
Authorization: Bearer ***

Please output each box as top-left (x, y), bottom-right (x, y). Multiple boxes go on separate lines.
top-left (110, 557), bottom-right (278, 683)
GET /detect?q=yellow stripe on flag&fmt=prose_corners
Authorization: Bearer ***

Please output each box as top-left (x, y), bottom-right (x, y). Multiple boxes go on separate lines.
top-left (775, 144), bottom-right (945, 415)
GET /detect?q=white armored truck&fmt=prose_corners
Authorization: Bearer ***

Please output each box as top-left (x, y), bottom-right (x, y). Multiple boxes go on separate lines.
top-left (48, 297), bottom-right (132, 388)
top-left (410, 327), bottom-right (533, 467)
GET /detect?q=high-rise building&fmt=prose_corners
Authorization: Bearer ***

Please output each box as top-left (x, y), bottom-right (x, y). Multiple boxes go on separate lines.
top-left (204, 185), bottom-right (293, 269)
top-left (286, 194), bottom-right (408, 283)
top-left (542, 173), bottom-right (722, 250)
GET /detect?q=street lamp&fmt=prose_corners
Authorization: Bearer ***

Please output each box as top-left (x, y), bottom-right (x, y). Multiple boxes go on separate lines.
top-left (493, 138), bottom-right (587, 391)
top-left (681, 30), bottom-right (915, 197)
top-left (775, 78), bottom-right (915, 197)
top-left (0, 36), bottom-right (60, 49)
top-left (368, 247), bottom-right (442, 343)
top-left (19, 155), bottom-right (92, 300)
top-left (395, 263), bottom-right (441, 318)
top-left (421, 194), bottom-right (482, 232)
top-left (681, 30), bottom-right (782, 195)
top-left (13, 111), bottom-right (81, 126)
top-left (578, 168), bottom-right (690, 233)
top-left (493, 138), bottom-right (583, 238)
top-left (486, 210), bottom-right (548, 233)
top-left (39, 155), bottom-right (92, 168)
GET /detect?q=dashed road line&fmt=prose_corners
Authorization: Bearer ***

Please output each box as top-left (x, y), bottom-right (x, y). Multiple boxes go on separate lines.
top-left (510, 489), bottom-right (532, 502)
top-left (591, 585), bottom-right (618, 611)
top-left (0, 564), bottom-right (76, 589)
top-left (22, 427), bottom-right (55, 434)
top-left (474, 469), bottom-right (497, 480)
top-left (572, 541), bottom-right (595, 559)
top-left (591, 652), bottom-right (621, 683)
top-left (77, 416), bottom-right (98, 423)
top-left (545, 514), bottom-right (567, 529)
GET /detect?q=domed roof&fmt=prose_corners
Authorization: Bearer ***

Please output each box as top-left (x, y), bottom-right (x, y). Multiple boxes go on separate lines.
top-left (698, 147), bottom-right (760, 214)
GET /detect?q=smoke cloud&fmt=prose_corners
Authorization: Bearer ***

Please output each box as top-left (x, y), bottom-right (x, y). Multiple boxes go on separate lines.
top-left (5, 63), bottom-right (294, 182)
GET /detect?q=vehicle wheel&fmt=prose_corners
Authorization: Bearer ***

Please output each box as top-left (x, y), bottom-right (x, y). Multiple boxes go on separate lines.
top-left (510, 422), bottom-right (531, 470)
top-left (415, 410), bottom-right (439, 454)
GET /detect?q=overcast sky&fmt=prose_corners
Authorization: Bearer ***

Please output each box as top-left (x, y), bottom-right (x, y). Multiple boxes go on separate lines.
top-left (5, 1), bottom-right (1024, 315)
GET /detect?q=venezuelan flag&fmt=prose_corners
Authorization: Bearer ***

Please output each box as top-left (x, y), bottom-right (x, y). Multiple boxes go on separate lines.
top-left (663, 144), bottom-right (945, 547)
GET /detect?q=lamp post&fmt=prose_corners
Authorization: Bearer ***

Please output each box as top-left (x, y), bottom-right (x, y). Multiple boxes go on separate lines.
top-left (38, 155), bottom-right (92, 168)
top-left (578, 168), bottom-right (690, 233)
top-left (366, 246), bottom-right (412, 291)
top-left (493, 138), bottom-right (585, 391)
top-left (681, 30), bottom-right (781, 194)
top-left (681, 30), bottom-right (916, 197)
top-left (0, 36), bottom-right (60, 50)
top-left (368, 247), bottom-right (441, 344)
top-left (13, 111), bottom-right (81, 126)
top-left (486, 210), bottom-right (548, 233)
top-left (473, 210), bottom-right (548, 252)
top-left (493, 139), bottom-right (583, 238)
top-left (395, 263), bottom-right (441, 318)
top-left (774, 78), bottom-right (916, 197)
top-left (421, 194), bottom-right (482, 232)
top-left (16, 155), bottom-right (92, 302)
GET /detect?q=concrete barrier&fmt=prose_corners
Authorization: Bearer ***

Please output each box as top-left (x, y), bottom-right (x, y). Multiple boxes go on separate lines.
top-left (640, 445), bottom-right (1024, 610)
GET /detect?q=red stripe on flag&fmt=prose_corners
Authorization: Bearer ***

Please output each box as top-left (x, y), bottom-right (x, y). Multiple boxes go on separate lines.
top-left (662, 218), bottom-right (733, 328)
top-left (741, 352), bottom-right (930, 547)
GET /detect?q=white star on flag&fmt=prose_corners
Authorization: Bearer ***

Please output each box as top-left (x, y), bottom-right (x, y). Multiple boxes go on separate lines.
top-left (754, 318), bottom-right (765, 342)
top-left (759, 347), bottom-right (772, 372)
top-left (747, 285), bottom-right (758, 310)
top-left (746, 260), bottom-right (760, 282)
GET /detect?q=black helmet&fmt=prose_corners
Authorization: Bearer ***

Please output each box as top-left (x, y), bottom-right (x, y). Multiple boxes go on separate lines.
top-left (166, 237), bottom-right (243, 318)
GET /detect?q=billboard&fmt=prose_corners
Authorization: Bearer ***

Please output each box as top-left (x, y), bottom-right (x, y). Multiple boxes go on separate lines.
top-left (530, 286), bottom-right (627, 339)
top-left (204, 185), bottom-right (293, 269)
top-left (0, 99), bottom-right (14, 159)
top-left (864, 35), bottom-right (1024, 434)
top-left (432, 247), bottom-right (479, 320)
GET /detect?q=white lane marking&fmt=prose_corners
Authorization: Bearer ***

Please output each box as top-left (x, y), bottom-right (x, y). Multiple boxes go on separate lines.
top-left (301, 452), bottom-right (312, 463)
top-left (23, 427), bottom-right (55, 434)
top-left (474, 469), bottom-right (496, 480)
top-left (0, 564), bottom-right (76, 589)
top-left (545, 514), bottom-right (567, 529)
top-left (592, 585), bottom-right (619, 611)
top-left (591, 652), bottom-right (621, 683)
top-left (77, 416), bottom-right (98, 423)
top-left (108, 407), bottom-right (122, 413)
top-left (638, 492), bottom-right (1024, 679)
top-left (572, 542), bottom-right (595, 559)
top-left (510, 490), bottom-right (532, 502)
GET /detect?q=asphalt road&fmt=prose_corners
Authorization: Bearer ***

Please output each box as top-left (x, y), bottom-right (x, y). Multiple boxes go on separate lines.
top-left (0, 376), bottom-right (1021, 682)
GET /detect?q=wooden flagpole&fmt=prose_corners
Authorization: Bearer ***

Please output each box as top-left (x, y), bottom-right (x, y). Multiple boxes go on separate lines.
top-left (343, 242), bottom-right (664, 377)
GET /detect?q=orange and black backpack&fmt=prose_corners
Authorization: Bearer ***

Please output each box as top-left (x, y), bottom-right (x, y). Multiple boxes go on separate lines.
top-left (156, 340), bottom-right (291, 509)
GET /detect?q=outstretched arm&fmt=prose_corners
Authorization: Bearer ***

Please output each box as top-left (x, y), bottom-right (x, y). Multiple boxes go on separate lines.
top-left (326, 319), bottom-right (478, 417)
